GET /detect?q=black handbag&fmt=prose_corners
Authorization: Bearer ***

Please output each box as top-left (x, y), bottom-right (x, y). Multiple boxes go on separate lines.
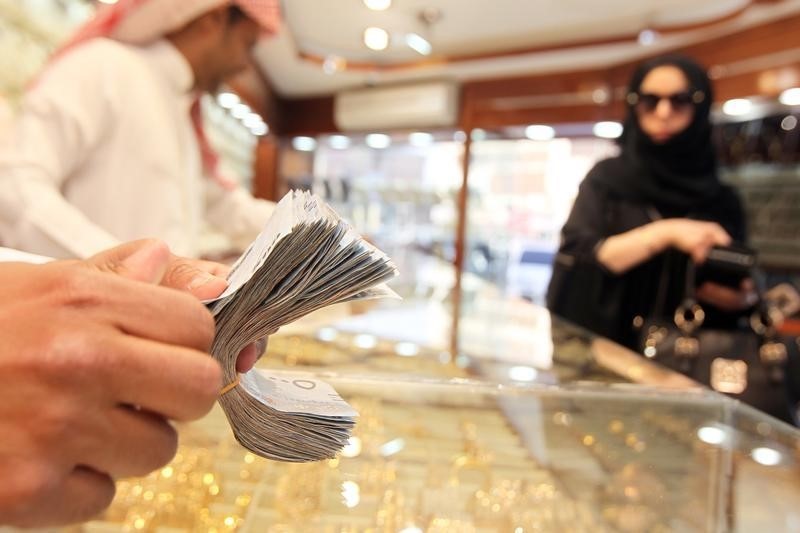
top-left (638, 259), bottom-right (793, 422)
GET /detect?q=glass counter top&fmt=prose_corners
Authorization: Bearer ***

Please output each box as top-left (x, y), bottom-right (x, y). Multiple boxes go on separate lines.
top-left (61, 373), bottom-right (800, 533)
top-left (13, 287), bottom-right (796, 532)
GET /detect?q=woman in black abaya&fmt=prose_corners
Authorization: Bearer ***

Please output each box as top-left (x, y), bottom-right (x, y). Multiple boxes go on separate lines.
top-left (546, 55), bottom-right (754, 349)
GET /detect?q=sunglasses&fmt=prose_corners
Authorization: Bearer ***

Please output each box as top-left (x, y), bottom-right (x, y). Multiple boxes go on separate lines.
top-left (627, 90), bottom-right (705, 113)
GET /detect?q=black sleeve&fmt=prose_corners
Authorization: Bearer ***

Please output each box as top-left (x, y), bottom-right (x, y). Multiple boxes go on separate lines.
top-left (704, 184), bottom-right (747, 243)
top-left (547, 170), bottom-right (630, 342)
top-left (557, 174), bottom-right (610, 265)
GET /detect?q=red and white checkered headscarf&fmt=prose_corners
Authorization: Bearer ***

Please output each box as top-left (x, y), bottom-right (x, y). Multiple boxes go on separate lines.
top-left (52, 0), bottom-right (281, 190)
top-left (60, 0), bottom-right (280, 51)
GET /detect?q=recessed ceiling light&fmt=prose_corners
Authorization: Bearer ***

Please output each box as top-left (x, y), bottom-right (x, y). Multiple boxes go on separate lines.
top-left (292, 136), bottom-right (317, 151)
top-left (231, 103), bottom-right (251, 119)
top-left (328, 135), bottom-right (351, 150)
top-left (363, 0), bottom-right (391, 10)
top-left (216, 92), bottom-right (240, 109)
top-left (364, 27), bottom-right (389, 51)
top-left (366, 133), bottom-right (391, 149)
top-left (323, 55), bottom-right (346, 75)
top-left (637, 29), bottom-right (660, 46)
top-left (405, 33), bottom-right (432, 56)
top-left (408, 132), bottom-right (433, 146)
top-left (525, 125), bottom-right (555, 141)
top-left (250, 123), bottom-right (268, 136)
top-left (779, 87), bottom-right (800, 106)
top-left (722, 98), bottom-right (753, 116)
top-left (593, 121), bottom-right (623, 139)
top-left (243, 113), bottom-right (264, 129)
top-left (470, 128), bottom-right (487, 141)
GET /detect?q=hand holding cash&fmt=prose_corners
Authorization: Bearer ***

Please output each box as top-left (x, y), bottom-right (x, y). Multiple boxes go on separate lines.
top-left (206, 191), bottom-right (399, 462)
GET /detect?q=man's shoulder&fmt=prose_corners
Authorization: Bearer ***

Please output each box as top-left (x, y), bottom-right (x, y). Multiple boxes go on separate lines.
top-left (55, 38), bottom-right (149, 76)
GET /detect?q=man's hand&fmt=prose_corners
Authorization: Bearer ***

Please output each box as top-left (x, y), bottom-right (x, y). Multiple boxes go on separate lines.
top-left (89, 239), bottom-right (266, 373)
top-left (0, 240), bottom-right (221, 527)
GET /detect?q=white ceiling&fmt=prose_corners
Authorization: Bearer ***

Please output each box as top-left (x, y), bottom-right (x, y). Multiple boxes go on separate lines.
top-left (255, 0), bottom-right (800, 98)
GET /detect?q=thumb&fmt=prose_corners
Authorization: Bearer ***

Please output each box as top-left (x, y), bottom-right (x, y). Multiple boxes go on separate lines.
top-left (85, 239), bottom-right (171, 285)
top-left (162, 257), bottom-right (229, 300)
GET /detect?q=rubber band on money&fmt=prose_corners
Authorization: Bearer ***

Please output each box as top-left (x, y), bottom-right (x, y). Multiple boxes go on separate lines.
top-left (219, 377), bottom-right (240, 396)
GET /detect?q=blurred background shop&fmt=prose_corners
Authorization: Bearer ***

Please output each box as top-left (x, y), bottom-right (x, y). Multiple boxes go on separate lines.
top-left (2, 1), bottom-right (800, 531)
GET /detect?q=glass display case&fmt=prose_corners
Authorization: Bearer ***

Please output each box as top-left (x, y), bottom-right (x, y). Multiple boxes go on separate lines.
top-left (61, 373), bottom-right (800, 533)
top-left (31, 295), bottom-right (799, 533)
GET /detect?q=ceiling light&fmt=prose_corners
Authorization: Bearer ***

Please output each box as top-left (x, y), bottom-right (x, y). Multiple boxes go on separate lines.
top-left (637, 29), bottom-right (660, 46)
top-left (405, 33), bottom-right (432, 56)
top-left (365, 133), bottom-right (391, 149)
top-left (231, 103), bottom-right (250, 119)
top-left (323, 55), bottom-right (346, 75)
top-left (525, 124), bottom-right (555, 141)
top-left (328, 135), bottom-right (351, 150)
top-left (722, 98), bottom-right (753, 116)
top-left (292, 136), bottom-right (317, 151)
top-left (779, 87), bottom-right (800, 106)
top-left (593, 121), bottom-right (623, 139)
top-left (250, 123), bottom-right (268, 137)
top-left (364, 27), bottom-right (390, 51)
top-left (751, 447), bottom-right (782, 466)
top-left (243, 112), bottom-right (264, 129)
top-left (470, 129), bottom-right (487, 141)
top-left (592, 87), bottom-right (610, 104)
top-left (363, 0), bottom-right (391, 10)
top-left (408, 132), bottom-right (433, 146)
top-left (217, 92), bottom-right (240, 109)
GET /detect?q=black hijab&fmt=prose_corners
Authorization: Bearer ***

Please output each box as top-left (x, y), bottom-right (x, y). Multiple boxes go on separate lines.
top-left (588, 55), bottom-right (722, 214)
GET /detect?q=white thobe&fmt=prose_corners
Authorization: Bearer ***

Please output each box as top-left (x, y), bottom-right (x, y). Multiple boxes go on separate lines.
top-left (0, 38), bottom-right (273, 259)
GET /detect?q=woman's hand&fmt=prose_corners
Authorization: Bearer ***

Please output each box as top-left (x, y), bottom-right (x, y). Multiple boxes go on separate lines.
top-left (655, 219), bottom-right (732, 263)
top-left (697, 278), bottom-right (758, 313)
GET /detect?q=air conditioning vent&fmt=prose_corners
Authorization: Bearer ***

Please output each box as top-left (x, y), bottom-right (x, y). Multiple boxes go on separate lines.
top-left (334, 81), bottom-right (459, 131)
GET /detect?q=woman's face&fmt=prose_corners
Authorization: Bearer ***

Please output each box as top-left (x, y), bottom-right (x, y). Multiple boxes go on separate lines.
top-left (635, 65), bottom-right (695, 144)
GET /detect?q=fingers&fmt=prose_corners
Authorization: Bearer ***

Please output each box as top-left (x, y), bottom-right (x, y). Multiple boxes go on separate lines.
top-left (692, 223), bottom-right (732, 264)
top-left (9, 466), bottom-right (115, 528)
top-left (53, 263), bottom-right (216, 352)
top-left (85, 238), bottom-right (231, 300)
top-left (79, 407), bottom-right (178, 479)
top-left (85, 239), bottom-right (171, 285)
top-left (97, 334), bottom-right (222, 422)
top-left (162, 257), bottom-right (229, 300)
top-left (42, 467), bottom-right (115, 527)
top-left (235, 338), bottom-right (269, 373)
